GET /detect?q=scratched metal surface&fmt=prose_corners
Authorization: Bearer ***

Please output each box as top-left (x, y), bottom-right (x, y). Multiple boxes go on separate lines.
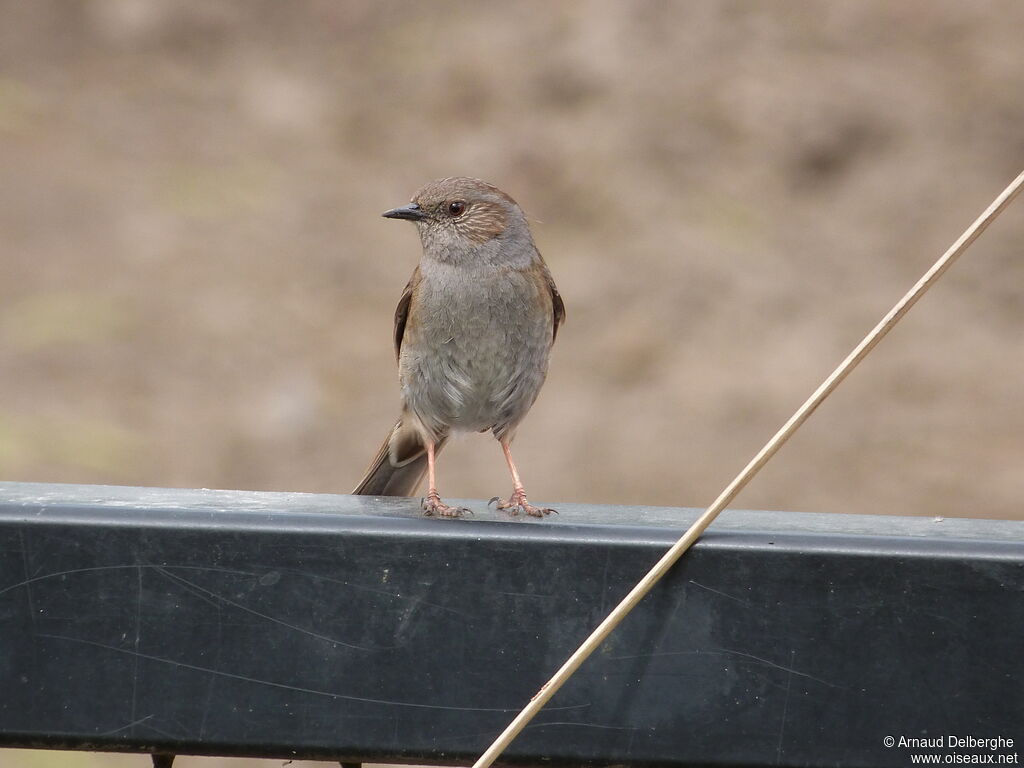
top-left (0, 482), bottom-right (1022, 767)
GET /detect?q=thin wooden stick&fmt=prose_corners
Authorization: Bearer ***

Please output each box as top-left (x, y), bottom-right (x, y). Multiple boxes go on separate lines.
top-left (472, 170), bottom-right (1024, 768)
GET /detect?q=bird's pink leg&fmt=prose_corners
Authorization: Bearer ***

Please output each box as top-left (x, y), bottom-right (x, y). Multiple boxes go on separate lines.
top-left (493, 439), bottom-right (555, 517)
top-left (422, 439), bottom-right (469, 517)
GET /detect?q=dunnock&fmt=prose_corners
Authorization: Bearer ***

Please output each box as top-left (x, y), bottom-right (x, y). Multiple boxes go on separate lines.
top-left (353, 178), bottom-right (564, 517)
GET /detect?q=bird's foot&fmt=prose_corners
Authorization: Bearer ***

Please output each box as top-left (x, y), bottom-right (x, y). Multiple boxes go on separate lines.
top-left (489, 488), bottom-right (556, 518)
top-left (422, 490), bottom-right (471, 518)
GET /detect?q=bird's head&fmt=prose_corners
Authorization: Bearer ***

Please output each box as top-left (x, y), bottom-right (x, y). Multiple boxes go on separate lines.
top-left (382, 177), bottom-right (535, 267)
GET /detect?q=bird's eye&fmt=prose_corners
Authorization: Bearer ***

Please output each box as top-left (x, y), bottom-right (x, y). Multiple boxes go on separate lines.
top-left (447, 200), bottom-right (466, 217)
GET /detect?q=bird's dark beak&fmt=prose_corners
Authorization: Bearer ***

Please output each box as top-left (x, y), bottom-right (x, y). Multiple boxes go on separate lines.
top-left (382, 203), bottom-right (426, 222)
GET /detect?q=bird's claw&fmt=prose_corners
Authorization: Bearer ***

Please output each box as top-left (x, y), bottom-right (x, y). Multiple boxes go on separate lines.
top-left (493, 489), bottom-right (556, 518)
top-left (422, 491), bottom-right (471, 518)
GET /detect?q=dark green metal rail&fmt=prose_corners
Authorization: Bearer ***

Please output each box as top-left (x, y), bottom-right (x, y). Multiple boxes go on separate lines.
top-left (1, 482), bottom-right (1021, 767)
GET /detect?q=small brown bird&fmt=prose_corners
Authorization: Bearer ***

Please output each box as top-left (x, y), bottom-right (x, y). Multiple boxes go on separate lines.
top-left (353, 177), bottom-right (564, 517)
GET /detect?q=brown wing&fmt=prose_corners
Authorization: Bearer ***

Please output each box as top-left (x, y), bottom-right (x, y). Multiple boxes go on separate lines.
top-left (393, 266), bottom-right (421, 361)
top-left (543, 263), bottom-right (565, 343)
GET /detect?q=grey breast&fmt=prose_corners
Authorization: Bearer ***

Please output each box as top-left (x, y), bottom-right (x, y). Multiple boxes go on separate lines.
top-left (399, 263), bottom-right (552, 437)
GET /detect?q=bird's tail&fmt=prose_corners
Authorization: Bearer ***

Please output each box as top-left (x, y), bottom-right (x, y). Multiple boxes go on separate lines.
top-left (352, 418), bottom-right (446, 497)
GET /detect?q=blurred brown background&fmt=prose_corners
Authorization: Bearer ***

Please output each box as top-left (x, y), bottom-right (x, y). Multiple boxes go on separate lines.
top-left (1, 1), bottom-right (1023, 766)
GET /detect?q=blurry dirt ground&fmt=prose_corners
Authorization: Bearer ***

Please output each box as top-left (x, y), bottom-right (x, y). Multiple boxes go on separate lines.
top-left (1, 2), bottom-right (1023, 766)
